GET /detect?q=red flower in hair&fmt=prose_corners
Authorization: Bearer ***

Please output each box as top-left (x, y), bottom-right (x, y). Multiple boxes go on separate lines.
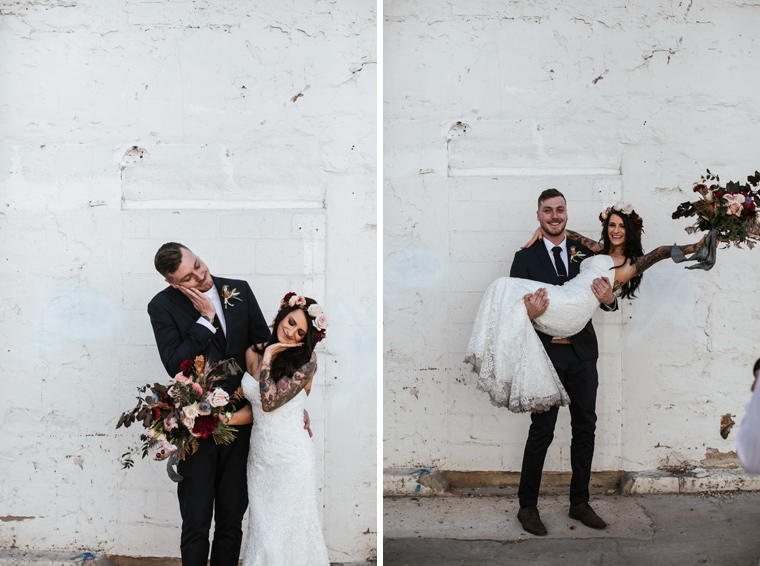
top-left (280, 292), bottom-right (296, 309)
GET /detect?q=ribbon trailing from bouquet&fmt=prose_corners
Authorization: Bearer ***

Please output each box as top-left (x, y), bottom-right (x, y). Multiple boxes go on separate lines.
top-left (670, 228), bottom-right (718, 271)
top-left (167, 451), bottom-right (184, 482)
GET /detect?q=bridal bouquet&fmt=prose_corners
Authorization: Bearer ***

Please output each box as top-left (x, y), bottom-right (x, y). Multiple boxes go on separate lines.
top-left (116, 356), bottom-right (242, 469)
top-left (672, 169), bottom-right (760, 249)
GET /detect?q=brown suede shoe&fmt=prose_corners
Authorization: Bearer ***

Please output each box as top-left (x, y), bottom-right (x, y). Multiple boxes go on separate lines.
top-left (517, 505), bottom-right (547, 536)
top-left (569, 502), bottom-right (607, 529)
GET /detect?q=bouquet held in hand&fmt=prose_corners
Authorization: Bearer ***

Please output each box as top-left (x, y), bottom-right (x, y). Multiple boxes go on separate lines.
top-left (116, 356), bottom-right (242, 468)
top-left (672, 169), bottom-right (760, 249)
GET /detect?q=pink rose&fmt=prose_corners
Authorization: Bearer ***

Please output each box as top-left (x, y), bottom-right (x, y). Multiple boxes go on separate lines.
top-left (312, 313), bottom-right (328, 331)
top-left (174, 373), bottom-right (192, 386)
top-left (724, 194), bottom-right (744, 216)
top-left (183, 403), bottom-right (200, 420)
top-left (289, 295), bottom-right (307, 307)
top-left (160, 440), bottom-right (177, 453)
top-left (182, 415), bottom-right (196, 430)
top-left (208, 388), bottom-right (230, 408)
top-left (164, 415), bottom-right (178, 431)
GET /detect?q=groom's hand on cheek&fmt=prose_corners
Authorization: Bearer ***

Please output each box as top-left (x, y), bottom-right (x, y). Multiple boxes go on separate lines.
top-left (172, 284), bottom-right (216, 319)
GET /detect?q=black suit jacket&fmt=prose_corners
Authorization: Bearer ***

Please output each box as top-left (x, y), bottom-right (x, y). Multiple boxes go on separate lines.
top-left (147, 276), bottom-right (270, 401)
top-left (510, 240), bottom-right (600, 361)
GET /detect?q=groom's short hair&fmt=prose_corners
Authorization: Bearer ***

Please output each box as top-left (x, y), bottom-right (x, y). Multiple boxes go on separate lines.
top-left (538, 188), bottom-right (566, 209)
top-left (155, 242), bottom-right (188, 278)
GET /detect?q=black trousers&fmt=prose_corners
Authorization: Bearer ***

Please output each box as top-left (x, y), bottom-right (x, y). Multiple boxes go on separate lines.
top-left (518, 345), bottom-right (598, 507)
top-left (177, 423), bottom-right (252, 566)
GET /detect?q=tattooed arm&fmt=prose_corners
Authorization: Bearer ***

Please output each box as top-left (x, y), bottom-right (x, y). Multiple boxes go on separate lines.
top-left (613, 236), bottom-right (707, 289)
top-left (565, 230), bottom-right (603, 253)
top-left (259, 352), bottom-right (317, 412)
top-left (632, 240), bottom-right (704, 274)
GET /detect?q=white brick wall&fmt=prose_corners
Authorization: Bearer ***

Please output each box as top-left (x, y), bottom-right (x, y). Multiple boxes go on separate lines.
top-left (384, 0), bottom-right (760, 481)
top-left (0, 0), bottom-right (376, 562)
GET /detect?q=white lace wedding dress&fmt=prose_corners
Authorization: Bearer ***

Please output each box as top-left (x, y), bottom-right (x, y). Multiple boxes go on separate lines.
top-left (241, 371), bottom-right (329, 566)
top-left (465, 254), bottom-right (615, 413)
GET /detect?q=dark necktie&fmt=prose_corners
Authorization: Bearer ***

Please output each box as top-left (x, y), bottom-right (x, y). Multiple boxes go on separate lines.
top-left (552, 246), bottom-right (567, 283)
top-left (212, 313), bottom-right (226, 349)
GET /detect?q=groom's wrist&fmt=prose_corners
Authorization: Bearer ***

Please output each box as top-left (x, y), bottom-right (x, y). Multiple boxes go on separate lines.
top-left (197, 315), bottom-right (216, 332)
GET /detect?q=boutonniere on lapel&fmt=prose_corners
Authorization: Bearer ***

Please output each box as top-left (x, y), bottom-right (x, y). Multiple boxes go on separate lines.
top-left (221, 285), bottom-right (242, 309)
top-left (569, 246), bottom-right (586, 263)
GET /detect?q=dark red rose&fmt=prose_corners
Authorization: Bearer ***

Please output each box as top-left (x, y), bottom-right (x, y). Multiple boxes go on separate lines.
top-left (152, 408), bottom-right (161, 421)
top-left (180, 360), bottom-right (194, 377)
top-left (693, 184), bottom-right (707, 194)
top-left (281, 292), bottom-right (296, 304)
top-left (192, 415), bottom-right (220, 439)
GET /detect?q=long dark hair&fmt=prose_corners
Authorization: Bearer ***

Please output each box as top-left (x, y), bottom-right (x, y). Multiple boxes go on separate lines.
top-left (253, 297), bottom-right (321, 382)
top-left (600, 211), bottom-right (644, 300)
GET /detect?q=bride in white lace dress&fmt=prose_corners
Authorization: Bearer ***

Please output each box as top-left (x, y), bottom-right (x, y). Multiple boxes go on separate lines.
top-left (226, 293), bottom-right (329, 566)
top-left (466, 206), bottom-right (706, 414)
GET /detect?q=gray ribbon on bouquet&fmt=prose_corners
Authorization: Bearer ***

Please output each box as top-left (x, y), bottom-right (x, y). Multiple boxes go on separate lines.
top-left (670, 228), bottom-right (718, 271)
top-left (167, 451), bottom-right (183, 482)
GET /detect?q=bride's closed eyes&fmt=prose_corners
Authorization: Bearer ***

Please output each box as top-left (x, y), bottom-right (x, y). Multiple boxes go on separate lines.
top-left (287, 316), bottom-right (307, 339)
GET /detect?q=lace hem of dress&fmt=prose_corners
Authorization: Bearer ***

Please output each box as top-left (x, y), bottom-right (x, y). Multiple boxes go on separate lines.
top-left (464, 353), bottom-right (570, 414)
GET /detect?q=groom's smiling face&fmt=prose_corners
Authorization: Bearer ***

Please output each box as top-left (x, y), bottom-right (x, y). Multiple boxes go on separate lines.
top-left (537, 195), bottom-right (568, 240)
top-left (166, 248), bottom-right (214, 292)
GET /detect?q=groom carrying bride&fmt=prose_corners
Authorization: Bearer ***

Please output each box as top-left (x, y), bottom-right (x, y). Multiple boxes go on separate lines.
top-left (147, 242), bottom-right (310, 565)
top-left (512, 189), bottom-right (617, 536)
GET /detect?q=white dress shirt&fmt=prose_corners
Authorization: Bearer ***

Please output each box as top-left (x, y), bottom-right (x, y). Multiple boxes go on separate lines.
top-left (737, 379), bottom-right (760, 474)
top-left (196, 284), bottom-right (227, 337)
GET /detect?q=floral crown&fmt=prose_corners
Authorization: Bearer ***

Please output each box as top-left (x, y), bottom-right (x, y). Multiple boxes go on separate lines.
top-left (599, 201), bottom-right (644, 234)
top-left (279, 292), bottom-right (328, 342)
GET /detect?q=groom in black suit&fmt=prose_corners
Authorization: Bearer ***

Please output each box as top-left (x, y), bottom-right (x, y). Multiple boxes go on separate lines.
top-left (511, 189), bottom-right (616, 536)
top-left (148, 242), bottom-right (270, 566)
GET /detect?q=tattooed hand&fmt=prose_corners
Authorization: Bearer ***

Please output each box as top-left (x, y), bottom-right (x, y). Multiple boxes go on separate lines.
top-left (522, 227), bottom-right (545, 249)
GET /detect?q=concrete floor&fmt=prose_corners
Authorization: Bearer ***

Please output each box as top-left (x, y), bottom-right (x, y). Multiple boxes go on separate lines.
top-left (0, 551), bottom-right (368, 566)
top-left (384, 491), bottom-right (760, 565)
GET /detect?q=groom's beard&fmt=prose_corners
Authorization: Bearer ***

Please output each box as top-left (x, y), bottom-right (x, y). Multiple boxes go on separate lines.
top-left (195, 273), bottom-right (214, 292)
top-left (542, 220), bottom-right (566, 237)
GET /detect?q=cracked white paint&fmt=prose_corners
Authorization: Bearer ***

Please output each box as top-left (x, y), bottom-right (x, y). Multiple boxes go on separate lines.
top-left (384, 0), bottom-right (760, 480)
top-left (1, 0), bottom-right (376, 561)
